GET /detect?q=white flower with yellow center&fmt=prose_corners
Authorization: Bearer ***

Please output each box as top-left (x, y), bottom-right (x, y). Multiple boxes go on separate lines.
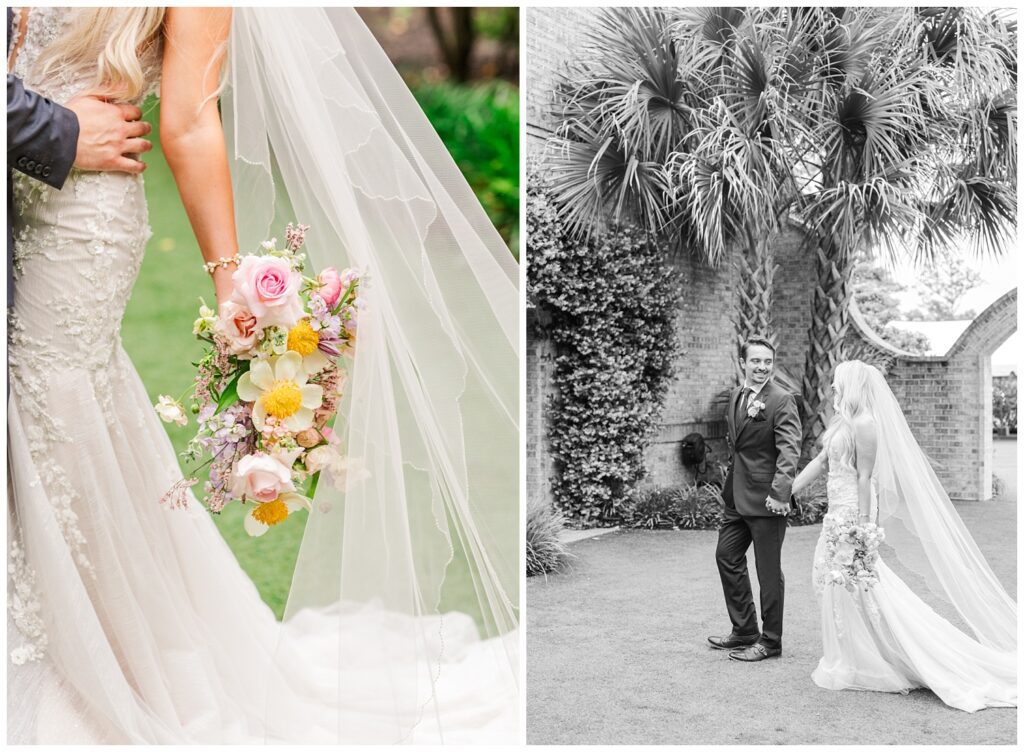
top-left (243, 492), bottom-right (311, 537)
top-left (237, 351), bottom-right (324, 432)
top-left (286, 319), bottom-right (332, 375)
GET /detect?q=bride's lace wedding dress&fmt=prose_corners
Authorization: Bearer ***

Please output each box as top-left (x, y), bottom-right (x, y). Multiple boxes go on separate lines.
top-left (810, 442), bottom-right (1016, 712)
top-left (8, 8), bottom-right (515, 744)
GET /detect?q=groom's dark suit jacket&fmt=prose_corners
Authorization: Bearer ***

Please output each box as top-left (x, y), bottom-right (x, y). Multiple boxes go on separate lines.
top-left (724, 379), bottom-right (801, 517)
top-left (7, 7), bottom-right (79, 303)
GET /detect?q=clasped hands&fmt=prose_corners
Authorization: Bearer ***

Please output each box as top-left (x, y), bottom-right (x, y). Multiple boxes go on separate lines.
top-left (764, 496), bottom-right (790, 516)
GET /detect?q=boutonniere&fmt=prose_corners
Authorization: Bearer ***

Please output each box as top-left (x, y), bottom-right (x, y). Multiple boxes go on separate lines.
top-left (747, 399), bottom-right (767, 420)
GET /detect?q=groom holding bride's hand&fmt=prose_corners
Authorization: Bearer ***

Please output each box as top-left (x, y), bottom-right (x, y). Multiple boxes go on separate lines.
top-left (709, 336), bottom-right (801, 662)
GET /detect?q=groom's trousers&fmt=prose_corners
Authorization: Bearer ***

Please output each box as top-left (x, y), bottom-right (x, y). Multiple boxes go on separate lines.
top-left (715, 505), bottom-right (787, 649)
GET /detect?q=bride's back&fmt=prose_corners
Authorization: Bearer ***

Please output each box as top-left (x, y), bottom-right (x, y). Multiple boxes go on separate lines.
top-left (10, 7), bottom-right (163, 106)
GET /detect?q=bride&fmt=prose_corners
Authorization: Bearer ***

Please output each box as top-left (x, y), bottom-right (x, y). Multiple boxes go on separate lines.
top-left (7, 6), bottom-right (518, 744)
top-left (792, 360), bottom-right (1016, 712)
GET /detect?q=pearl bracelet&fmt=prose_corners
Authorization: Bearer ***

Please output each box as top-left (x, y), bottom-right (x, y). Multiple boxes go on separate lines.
top-left (203, 254), bottom-right (241, 275)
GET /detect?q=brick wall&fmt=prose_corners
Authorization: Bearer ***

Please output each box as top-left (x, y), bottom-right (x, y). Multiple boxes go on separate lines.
top-left (525, 7), bottom-right (599, 149)
top-left (862, 289), bottom-right (1018, 501)
top-left (526, 8), bottom-right (603, 507)
top-left (526, 309), bottom-right (558, 506)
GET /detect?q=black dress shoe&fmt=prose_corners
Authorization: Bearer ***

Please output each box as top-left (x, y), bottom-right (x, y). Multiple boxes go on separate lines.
top-left (729, 642), bottom-right (782, 662)
top-left (707, 632), bottom-right (760, 650)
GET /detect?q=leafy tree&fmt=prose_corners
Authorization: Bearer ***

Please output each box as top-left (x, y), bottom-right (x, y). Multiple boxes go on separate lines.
top-left (906, 251), bottom-right (984, 320)
top-left (993, 373), bottom-right (1017, 434)
top-left (852, 259), bottom-right (930, 353)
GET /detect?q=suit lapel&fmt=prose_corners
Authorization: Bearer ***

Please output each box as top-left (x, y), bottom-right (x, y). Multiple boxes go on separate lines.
top-left (737, 382), bottom-right (769, 441)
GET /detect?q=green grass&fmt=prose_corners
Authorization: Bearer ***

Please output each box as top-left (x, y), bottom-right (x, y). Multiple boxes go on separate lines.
top-left (123, 94), bottom-right (506, 624)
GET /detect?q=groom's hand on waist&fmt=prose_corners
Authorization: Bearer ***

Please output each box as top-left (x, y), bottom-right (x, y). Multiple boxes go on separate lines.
top-left (66, 95), bottom-right (152, 174)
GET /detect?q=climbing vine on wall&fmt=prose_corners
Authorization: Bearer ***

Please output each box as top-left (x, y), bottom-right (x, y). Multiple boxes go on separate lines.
top-left (528, 169), bottom-right (681, 524)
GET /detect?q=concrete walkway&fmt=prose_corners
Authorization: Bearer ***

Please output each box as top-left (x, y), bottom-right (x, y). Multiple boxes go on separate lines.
top-left (527, 448), bottom-right (1017, 745)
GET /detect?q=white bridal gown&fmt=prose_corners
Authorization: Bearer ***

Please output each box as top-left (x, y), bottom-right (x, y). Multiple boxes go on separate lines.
top-left (7, 8), bottom-right (516, 744)
top-left (810, 442), bottom-right (1016, 712)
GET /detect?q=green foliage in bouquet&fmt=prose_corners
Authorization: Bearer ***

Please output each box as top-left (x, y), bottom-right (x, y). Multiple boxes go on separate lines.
top-left (528, 169), bottom-right (681, 525)
top-left (412, 80), bottom-right (519, 256)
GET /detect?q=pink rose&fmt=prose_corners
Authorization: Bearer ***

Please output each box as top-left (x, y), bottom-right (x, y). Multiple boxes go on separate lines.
top-left (215, 300), bottom-right (259, 356)
top-left (316, 266), bottom-right (343, 309)
top-left (230, 453), bottom-right (295, 502)
top-left (295, 428), bottom-right (322, 448)
top-left (231, 255), bottom-right (304, 329)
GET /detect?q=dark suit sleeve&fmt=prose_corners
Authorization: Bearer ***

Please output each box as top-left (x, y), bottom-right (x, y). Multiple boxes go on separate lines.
top-left (7, 73), bottom-right (78, 189)
top-left (770, 392), bottom-right (801, 504)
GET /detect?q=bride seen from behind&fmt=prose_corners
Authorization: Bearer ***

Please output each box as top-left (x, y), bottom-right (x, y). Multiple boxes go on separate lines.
top-left (792, 360), bottom-right (1016, 712)
top-left (8, 6), bottom-right (518, 744)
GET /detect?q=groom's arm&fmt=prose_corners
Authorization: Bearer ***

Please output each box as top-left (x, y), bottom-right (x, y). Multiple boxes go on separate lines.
top-left (7, 73), bottom-right (78, 190)
top-left (770, 393), bottom-right (801, 505)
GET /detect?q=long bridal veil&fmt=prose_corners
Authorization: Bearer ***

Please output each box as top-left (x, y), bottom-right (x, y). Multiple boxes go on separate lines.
top-left (223, 8), bottom-right (519, 743)
top-left (862, 364), bottom-right (1016, 653)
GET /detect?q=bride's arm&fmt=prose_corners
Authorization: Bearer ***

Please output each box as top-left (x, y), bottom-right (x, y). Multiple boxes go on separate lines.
top-left (159, 7), bottom-right (237, 306)
top-left (853, 416), bottom-right (879, 523)
top-left (791, 449), bottom-right (827, 497)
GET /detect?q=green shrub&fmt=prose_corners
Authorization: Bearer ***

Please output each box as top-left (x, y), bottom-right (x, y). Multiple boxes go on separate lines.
top-left (789, 474), bottom-right (829, 526)
top-left (528, 169), bottom-right (681, 525)
top-left (526, 500), bottom-right (572, 577)
top-left (412, 80), bottom-right (519, 255)
top-left (619, 481), bottom-right (725, 530)
top-left (620, 487), bottom-right (681, 530)
top-left (675, 481), bottom-right (726, 530)
top-left (992, 474), bottom-right (1006, 500)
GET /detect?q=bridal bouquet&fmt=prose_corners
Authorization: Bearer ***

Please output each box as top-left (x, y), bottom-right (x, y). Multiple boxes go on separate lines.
top-left (156, 223), bottom-right (362, 536)
top-left (822, 515), bottom-right (885, 592)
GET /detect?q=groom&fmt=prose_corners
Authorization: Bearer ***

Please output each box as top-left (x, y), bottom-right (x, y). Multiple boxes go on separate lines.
top-left (708, 336), bottom-right (801, 662)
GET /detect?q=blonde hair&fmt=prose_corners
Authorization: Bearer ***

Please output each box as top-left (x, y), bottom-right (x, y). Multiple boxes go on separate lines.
top-left (35, 8), bottom-right (166, 102)
top-left (822, 360), bottom-right (877, 469)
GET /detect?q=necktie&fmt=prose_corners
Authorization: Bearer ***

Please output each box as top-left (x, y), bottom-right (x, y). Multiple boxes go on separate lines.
top-left (736, 387), bottom-right (750, 426)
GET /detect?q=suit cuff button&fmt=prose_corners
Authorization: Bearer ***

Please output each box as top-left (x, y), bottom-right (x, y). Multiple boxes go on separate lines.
top-left (41, 166), bottom-right (52, 178)
top-left (16, 156), bottom-right (28, 168)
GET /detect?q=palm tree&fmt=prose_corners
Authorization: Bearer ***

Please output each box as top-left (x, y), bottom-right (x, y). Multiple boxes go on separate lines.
top-left (545, 7), bottom-right (1016, 455)
top-left (549, 8), bottom-right (805, 362)
top-left (547, 7), bottom-right (692, 240)
top-left (793, 7), bottom-right (1016, 454)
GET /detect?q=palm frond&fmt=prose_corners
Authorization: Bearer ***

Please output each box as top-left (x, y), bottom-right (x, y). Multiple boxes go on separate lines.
top-left (918, 175), bottom-right (1016, 261)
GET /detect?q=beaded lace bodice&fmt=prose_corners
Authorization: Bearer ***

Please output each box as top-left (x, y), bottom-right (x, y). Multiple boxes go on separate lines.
top-left (7, 7), bottom-right (163, 664)
top-left (824, 439), bottom-right (860, 515)
top-left (9, 6), bottom-right (161, 386)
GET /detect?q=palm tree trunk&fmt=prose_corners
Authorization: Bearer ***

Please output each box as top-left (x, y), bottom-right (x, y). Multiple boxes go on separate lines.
top-left (734, 229), bottom-right (777, 380)
top-left (801, 238), bottom-right (853, 459)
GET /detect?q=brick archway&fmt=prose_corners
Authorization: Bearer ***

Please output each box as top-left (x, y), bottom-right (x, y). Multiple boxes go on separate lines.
top-left (849, 288), bottom-right (1018, 501)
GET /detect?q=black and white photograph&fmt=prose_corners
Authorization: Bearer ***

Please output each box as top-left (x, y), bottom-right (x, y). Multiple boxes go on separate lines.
top-left (526, 6), bottom-right (1017, 745)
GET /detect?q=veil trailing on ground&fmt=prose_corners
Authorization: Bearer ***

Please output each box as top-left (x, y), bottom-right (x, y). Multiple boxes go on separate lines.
top-left (860, 363), bottom-right (1016, 652)
top-left (223, 8), bottom-right (519, 742)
